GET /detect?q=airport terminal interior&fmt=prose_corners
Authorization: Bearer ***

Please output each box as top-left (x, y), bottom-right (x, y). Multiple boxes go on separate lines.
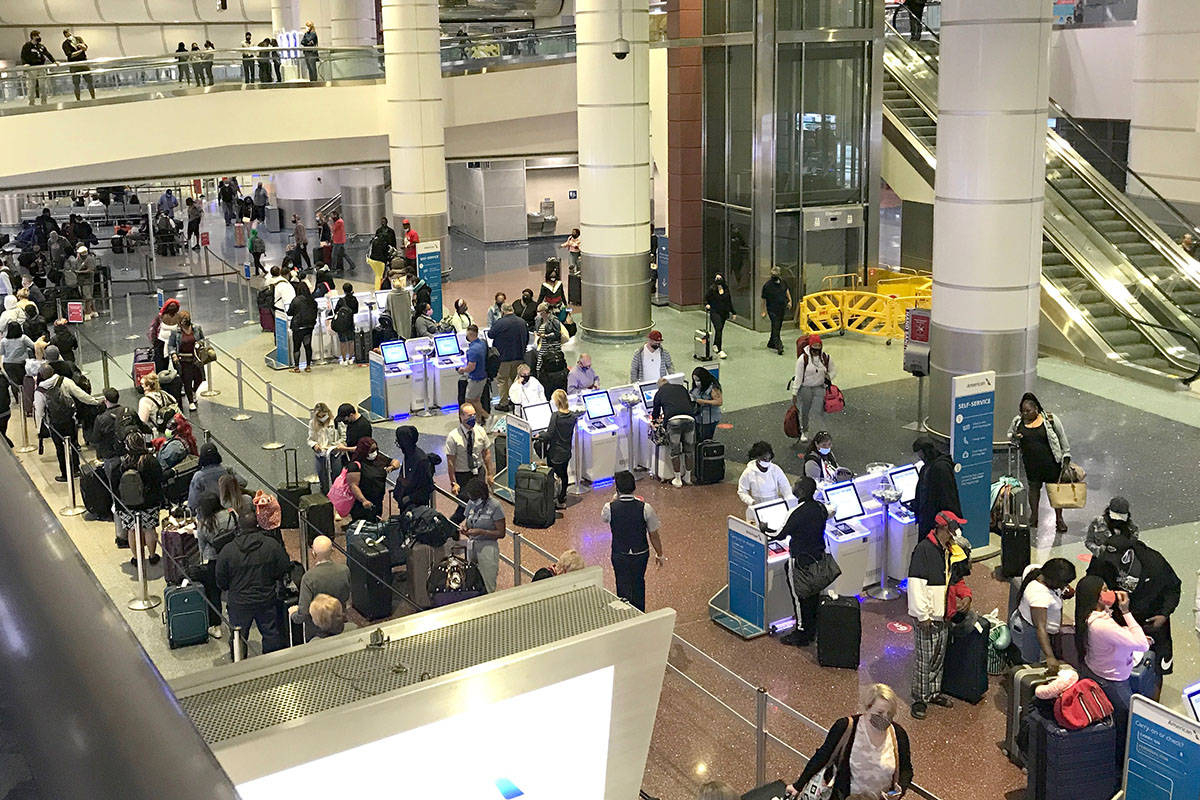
top-left (2, 0), bottom-right (1200, 798)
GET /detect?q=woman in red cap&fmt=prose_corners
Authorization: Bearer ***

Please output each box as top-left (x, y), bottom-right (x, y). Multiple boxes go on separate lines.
top-left (792, 334), bottom-right (834, 442)
top-left (148, 297), bottom-right (181, 372)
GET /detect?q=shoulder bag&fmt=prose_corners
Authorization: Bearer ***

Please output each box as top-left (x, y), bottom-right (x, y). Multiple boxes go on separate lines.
top-left (791, 550), bottom-right (842, 599)
top-left (1046, 461), bottom-right (1087, 509)
top-left (797, 718), bottom-right (855, 800)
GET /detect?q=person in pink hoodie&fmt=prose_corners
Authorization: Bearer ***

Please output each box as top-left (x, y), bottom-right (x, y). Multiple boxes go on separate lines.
top-left (1075, 574), bottom-right (1151, 767)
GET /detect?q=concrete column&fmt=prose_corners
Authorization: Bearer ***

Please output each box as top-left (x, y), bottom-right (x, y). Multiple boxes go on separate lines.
top-left (666, 0), bottom-right (703, 308)
top-left (338, 167), bottom-right (387, 236)
top-left (298, 0), bottom-right (333, 45)
top-left (271, 0), bottom-right (300, 32)
top-left (273, 169), bottom-right (339, 225)
top-left (1129, 0), bottom-right (1200, 224)
top-left (331, 0), bottom-right (377, 45)
top-left (928, 0), bottom-right (1050, 435)
top-left (0, 194), bottom-right (20, 227)
top-left (381, 0), bottom-right (450, 272)
top-left (577, 0), bottom-right (652, 338)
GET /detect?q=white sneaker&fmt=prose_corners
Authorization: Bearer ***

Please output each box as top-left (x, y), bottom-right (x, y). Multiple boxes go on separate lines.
top-left (208, 625), bottom-right (223, 639)
top-left (188, 402), bottom-right (197, 411)
top-left (799, 432), bottom-right (809, 442)
top-left (717, 350), bottom-right (727, 359)
top-left (671, 475), bottom-right (683, 488)
top-left (684, 471), bottom-right (693, 485)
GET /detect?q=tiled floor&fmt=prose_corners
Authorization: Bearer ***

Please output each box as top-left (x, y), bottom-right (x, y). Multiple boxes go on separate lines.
top-left (13, 206), bottom-right (1200, 800)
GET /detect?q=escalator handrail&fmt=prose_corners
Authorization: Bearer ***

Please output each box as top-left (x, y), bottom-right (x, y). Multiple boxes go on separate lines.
top-left (1114, 312), bottom-right (1200, 385)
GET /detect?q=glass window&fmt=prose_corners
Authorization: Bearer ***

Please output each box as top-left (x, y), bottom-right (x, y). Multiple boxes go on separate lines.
top-left (727, 45), bottom-right (754, 208)
top-left (776, 44), bottom-right (803, 209)
top-left (704, 0), bottom-right (727, 35)
top-left (727, 209), bottom-right (754, 317)
top-left (728, 0), bottom-right (754, 32)
top-left (780, 0), bottom-right (870, 30)
top-left (703, 48), bottom-right (726, 202)
top-left (702, 202), bottom-right (728, 289)
top-left (801, 43), bottom-right (865, 205)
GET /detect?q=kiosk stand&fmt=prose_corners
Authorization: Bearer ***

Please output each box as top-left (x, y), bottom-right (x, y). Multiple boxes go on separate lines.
top-left (867, 486), bottom-right (902, 600)
top-left (414, 342), bottom-right (436, 417)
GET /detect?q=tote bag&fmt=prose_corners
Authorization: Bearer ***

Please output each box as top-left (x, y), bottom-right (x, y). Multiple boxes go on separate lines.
top-left (328, 462), bottom-right (357, 517)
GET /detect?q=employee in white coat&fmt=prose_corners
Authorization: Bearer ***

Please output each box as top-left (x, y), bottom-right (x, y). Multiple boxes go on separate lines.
top-left (509, 363), bottom-right (547, 415)
top-left (737, 440), bottom-right (795, 521)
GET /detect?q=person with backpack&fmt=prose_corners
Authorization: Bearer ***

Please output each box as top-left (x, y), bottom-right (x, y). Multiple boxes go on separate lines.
top-left (167, 310), bottom-right (205, 411)
top-left (1074, 575), bottom-right (1151, 768)
top-left (906, 510), bottom-right (969, 720)
top-left (136, 372), bottom-right (179, 434)
top-left (148, 298), bottom-right (181, 372)
top-left (215, 506), bottom-right (291, 658)
top-left (537, 389), bottom-right (581, 509)
top-left (792, 334), bottom-right (834, 443)
top-left (287, 281), bottom-right (318, 373)
top-left (187, 442), bottom-right (240, 515)
top-left (2, 321), bottom-right (35, 404)
top-left (366, 217), bottom-right (396, 288)
top-left (248, 225), bottom-right (267, 275)
top-left (392, 425), bottom-right (435, 513)
top-left (45, 319), bottom-right (76, 363)
top-left (116, 432), bottom-right (165, 566)
top-left (34, 362), bottom-right (99, 482)
top-left (331, 283), bottom-right (359, 365)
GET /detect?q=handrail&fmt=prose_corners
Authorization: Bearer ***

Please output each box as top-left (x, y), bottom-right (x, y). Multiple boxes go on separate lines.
top-left (1112, 310), bottom-right (1200, 385)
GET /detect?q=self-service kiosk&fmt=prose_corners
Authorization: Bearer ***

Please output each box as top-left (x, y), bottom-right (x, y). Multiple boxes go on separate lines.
top-left (367, 340), bottom-right (416, 419)
top-left (578, 390), bottom-right (618, 483)
top-left (429, 332), bottom-right (466, 409)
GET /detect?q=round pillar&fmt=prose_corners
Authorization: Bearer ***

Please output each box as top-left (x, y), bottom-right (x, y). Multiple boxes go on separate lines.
top-left (338, 167), bottom-right (387, 236)
top-left (577, 0), bottom-right (652, 338)
top-left (928, 0), bottom-right (1049, 435)
top-left (273, 169), bottom-right (339, 226)
top-left (381, 0), bottom-right (450, 272)
top-left (298, 0), bottom-right (333, 46)
top-left (271, 0), bottom-right (299, 33)
top-left (330, 0), bottom-right (376, 45)
top-left (0, 194), bottom-right (20, 227)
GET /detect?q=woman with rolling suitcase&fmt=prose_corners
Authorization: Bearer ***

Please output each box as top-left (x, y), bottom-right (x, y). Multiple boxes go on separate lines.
top-left (703, 273), bottom-right (734, 359)
top-left (1008, 392), bottom-right (1072, 533)
top-left (538, 390), bottom-right (582, 509)
top-left (690, 367), bottom-right (723, 443)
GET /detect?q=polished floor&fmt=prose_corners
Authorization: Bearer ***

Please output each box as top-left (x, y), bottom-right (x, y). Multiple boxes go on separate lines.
top-left (10, 206), bottom-right (1200, 800)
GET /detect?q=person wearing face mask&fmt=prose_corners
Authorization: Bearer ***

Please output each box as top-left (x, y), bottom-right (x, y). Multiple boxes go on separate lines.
top-left (446, 297), bottom-right (473, 332)
top-left (690, 367), bottom-right (722, 442)
top-left (1008, 391), bottom-right (1072, 532)
top-left (486, 292), bottom-right (507, 328)
top-left (737, 441), bottom-right (795, 521)
top-left (344, 437), bottom-right (399, 522)
top-left (445, 403), bottom-right (493, 523)
top-left (513, 288), bottom-right (539, 330)
top-left (704, 273), bottom-right (735, 359)
top-left (307, 402), bottom-right (337, 494)
top-left (910, 436), bottom-right (961, 546)
top-left (1075, 575), bottom-right (1151, 768)
top-left (1010, 558), bottom-right (1077, 668)
top-left (907, 510), bottom-right (967, 720)
top-left (784, 683), bottom-right (913, 799)
top-left (508, 363), bottom-right (547, 414)
top-left (761, 266), bottom-right (792, 354)
top-left (1086, 530), bottom-right (1180, 683)
top-left (793, 334), bottom-right (835, 442)
top-left (1085, 496), bottom-right (1139, 557)
top-left (630, 330), bottom-right (674, 383)
top-left (567, 353), bottom-right (600, 395)
top-left (20, 31), bottom-right (57, 106)
top-left (803, 431), bottom-right (841, 484)
top-left (777, 477), bottom-right (829, 646)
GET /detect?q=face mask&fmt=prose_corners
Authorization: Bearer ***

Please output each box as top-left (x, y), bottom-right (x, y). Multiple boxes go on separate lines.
top-left (757, 459), bottom-right (770, 471)
top-left (869, 713), bottom-right (890, 732)
top-left (520, 375), bottom-right (529, 383)
top-left (818, 446), bottom-right (831, 456)
top-left (367, 449), bottom-right (378, 459)
top-left (464, 416), bottom-right (477, 428)
top-left (649, 343), bottom-right (660, 351)
top-left (1099, 590), bottom-right (1116, 608)
top-left (811, 348), bottom-right (821, 356)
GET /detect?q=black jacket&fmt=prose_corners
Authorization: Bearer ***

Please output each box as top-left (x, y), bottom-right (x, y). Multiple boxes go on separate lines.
top-left (288, 295), bottom-right (319, 328)
top-left (91, 404), bottom-right (137, 461)
top-left (393, 446), bottom-right (435, 508)
top-left (215, 529), bottom-right (290, 606)
top-left (369, 226), bottom-right (396, 260)
top-left (539, 410), bottom-right (581, 465)
top-left (652, 383), bottom-right (693, 422)
top-left (1087, 541), bottom-right (1181, 621)
top-left (792, 715), bottom-right (913, 797)
top-left (705, 285), bottom-right (734, 318)
top-left (512, 296), bottom-right (538, 330)
top-left (489, 314), bottom-right (530, 362)
top-left (914, 451), bottom-right (960, 538)
top-left (778, 499), bottom-right (827, 558)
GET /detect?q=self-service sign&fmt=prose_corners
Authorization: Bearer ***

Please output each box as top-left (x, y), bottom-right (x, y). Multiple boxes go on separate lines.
top-left (200, 231), bottom-right (210, 246)
top-left (66, 301), bottom-right (84, 323)
top-left (951, 371), bottom-right (994, 548)
top-left (903, 307), bottom-right (931, 376)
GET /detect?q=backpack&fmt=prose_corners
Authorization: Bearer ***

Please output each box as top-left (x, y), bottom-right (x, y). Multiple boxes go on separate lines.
top-left (1053, 678), bottom-right (1114, 730)
top-left (406, 505), bottom-right (456, 548)
top-left (157, 437), bottom-right (188, 469)
top-left (209, 510), bottom-right (239, 556)
top-left (43, 377), bottom-right (76, 430)
top-left (485, 346), bottom-right (501, 380)
top-left (256, 286), bottom-right (274, 309)
top-left (118, 462), bottom-right (147, 507)
top-left (250, 236), bottom-right (266, 255)
top-left (331, 304), bottom-right (355, 335)
top-left (784, 397), bottom-right (800, 439)
top-left (147, 392), bottom-right (179, 434)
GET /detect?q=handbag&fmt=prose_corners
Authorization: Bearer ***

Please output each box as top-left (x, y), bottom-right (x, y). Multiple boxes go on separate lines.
top-left (253, 489), bottom-right (281, 530)
top-left (648, 422), bottom-right (670, 447)
top-left (328, 462), bottom-right (357, 517)
top-left (196, 341), bottom-right (217, 365)
top-left (823, 383), bottom-right (845, 413)
top-left (1046, 462), bottom-right (1087, 509)
top-left (784, 398), bottom-right (801, 439)
top-left (791, 551), bottom-right (842, 599)
top-left (797, 718), bottom-right (854, 800)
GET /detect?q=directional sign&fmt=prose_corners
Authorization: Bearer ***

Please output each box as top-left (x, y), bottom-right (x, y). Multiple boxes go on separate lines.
top-left (951, 371), bottom-right (995, 548)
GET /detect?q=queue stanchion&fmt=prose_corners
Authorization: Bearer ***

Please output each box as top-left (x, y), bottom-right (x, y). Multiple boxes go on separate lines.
top-left (123, 293), bottom-right (139, 341)
top-left (219, 262), bottom-right (230, 303)
top-left (202, 247), bottom-right (211, 285)
top-left (58, 433), bottom-right (86, 517)
top-left (262, 382), bottom-right (285, 450)
top-left (512, 532), bottom-right (523, 586)
top-left (200, 360), bottom-right (220, 398)
top-left (127, 517), bottom-right (162, 611)
top-left (231, 358), bottom-right (251, 421)
top-left (14, 387), bottom-right (35, 454)
top-left (232, 627), bottom-right (245, 662)
top-left (754, 687), bottom-right (768, 787)
top-left (101, 349), bottom-right (111, 390)
top-left (242, 276), bottom-right (257, 326)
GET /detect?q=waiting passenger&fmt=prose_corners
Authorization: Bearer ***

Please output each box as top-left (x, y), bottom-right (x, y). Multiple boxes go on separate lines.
top-left (538, 389), bottom-right (581, 509)
top-left (509, 363), bottom-right (547, 413)
top-left (1008, 391), bottom-right (1072, 532)
top-left (332, 283), bottom-right (359, 364)
top-left (459, 477), bottom-right (506, 593)
top-left (216, 514), bottom-right (292, 658)
top-left (802, 430), bottom-right (841, 484)
top-left (910, 436), bottom-right (961, 541)
top-left (287, 281), bottom-right (318, 373)
top-left (116, 432), bottom-right (165, 566)
top-left (413, 302), bottom-right (438, 338)
top-left (651, 376), bottom-right (695, 487)
top-left (187, 442), bottom-right (240, 515)
top-left (737, 440), bottom-right (794, 520)
top-left (1085, 496), bottom-right (1138, 557)
top-left (1009, 558), bottom-right (1077, 668)
top-left (195, 493), bottom-right (236, 637)
top-left (308, 594), bottom-right (356, 639)
top-left (907, 510), bottom-right (966, 720)
top-left (512, 287), bottom-right (538, 330)
top-left (778, 477), bottom-right (828, 647)
top-left (344, 437), bottom-right (398, 522)
top-left (308, 402), bottom-right (337, 494)
top-left (629, 329), bottom-right (673, 383)
top-left (392, 425), bottom-right (435, 513)
top-left (690, 366), bottom-right (722, 442)
top-left (289, 536), bottom-right (351, 639)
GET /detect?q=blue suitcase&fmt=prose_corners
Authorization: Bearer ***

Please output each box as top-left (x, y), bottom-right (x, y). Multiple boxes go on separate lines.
top-left (162, 584), bottom-right (209, 648)
top-left (1129, 650), bottom-right (1162, 699)
top-left (1025, 710), bottom-right (1117, 800)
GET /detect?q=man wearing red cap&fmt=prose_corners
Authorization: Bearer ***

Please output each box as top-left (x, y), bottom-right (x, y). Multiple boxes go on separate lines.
top-left (906, 509), bottom-right (966, 719)
top-left (402, 219), bottom-right (420, 270)
top-left (629, 330), bottom-right (674, 383)
top-left (792, 333), bottom-right (835, 442)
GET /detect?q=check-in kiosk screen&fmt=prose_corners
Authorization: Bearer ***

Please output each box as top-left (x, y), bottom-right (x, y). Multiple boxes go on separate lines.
top-left (754, 500), bottom-right (791, 534)
top-left (523, 401), bottom-right (552, 434)
top-left (825, 482), bottom-right (865, 522)
top-left (434, 333), bottom-right (462, 358)
top-left (639, 382), bottom-right (658, 407)
top-left (888, 464), bottom-right (919, 504)
top-left (380, 340), bottom-right (409, 365)
top-left (583, 391), bottom-right (615, 421)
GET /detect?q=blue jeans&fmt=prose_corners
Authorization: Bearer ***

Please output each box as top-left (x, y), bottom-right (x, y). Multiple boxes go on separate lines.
top-left (315, 452), bottom-right (331, 495)
top-left (1082, 665), bottom-right (1133, 770)
top-left (227, 600), bottom-right (282, 658)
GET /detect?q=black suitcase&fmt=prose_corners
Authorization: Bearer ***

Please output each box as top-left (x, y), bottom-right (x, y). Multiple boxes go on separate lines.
top-left (165, 455), bottom-right (199, 505)
top-left (513, 463), bottom-right (556, 528)
top-left (110, 235), bottom-right (124, 254)
top-left (354, 330), bottom-right (370, 365)
top-left (694, 439), bottom-right (725, 485)
top-left (275, 448), bottom-right (307, 530)
top-left (428, 546), bottom-right (487, 607)
top-left (568, 272), bottom-right (581, 305)
top-left (1025, 710), bottom-right (1117, 800)
top-left (741, 782), bottom-right (788, 800)
top-left (81, 460), bottom-right (114, 520)
top-left (380, 514), bottom-right (414, 567)
top-left (942, 615), bottom-right (991, 704)
top-left (1000, 521), bottom-right (1031, 578)
top-left (816, 595), bottom-right (861, 669)
top-left (299, 493), bottom-right (335, 547)
top-left (347, 527), bottom-right (394, 620)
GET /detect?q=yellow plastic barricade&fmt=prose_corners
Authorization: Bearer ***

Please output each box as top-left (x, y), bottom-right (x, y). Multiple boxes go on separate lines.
top-left (842, 291), bottom-right (894, 338)
top-left (798, 289), bottom-right (933, 343)
top-left (798, 291), bottom-right (844, 336)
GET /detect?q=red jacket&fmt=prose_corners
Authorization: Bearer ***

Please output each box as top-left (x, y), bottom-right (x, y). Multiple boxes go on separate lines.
top-left (332, 218), bottom-right (346, 245)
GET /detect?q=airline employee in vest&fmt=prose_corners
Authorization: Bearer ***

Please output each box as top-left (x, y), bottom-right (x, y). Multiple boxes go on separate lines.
top-left (601, 470), bottom-right (665, 611)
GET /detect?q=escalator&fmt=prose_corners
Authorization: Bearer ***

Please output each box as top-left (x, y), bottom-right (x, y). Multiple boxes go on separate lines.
top-left (881, 19), bottom-right (1200, 387)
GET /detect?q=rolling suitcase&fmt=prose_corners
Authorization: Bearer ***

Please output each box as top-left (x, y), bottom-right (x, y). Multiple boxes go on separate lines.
top-left (259, 305), bottom-right (275, 332)
top-left (1004, 664), bottom-right (1054, 766)
top-left (1025, 710), bottom-right (1117, 800)
top-left (381, 514), bottom-right (414, 567)
top-left (694, 313), bottom-right (712, 361)
top-left (568, 272), bottom-right (581, 306)
top-left (131, 346), bottom-right (155, 385)
top-left (162, 584), bottom-right (209, 648)
top-left (160, 523), bottom-right (200, 585)
top-left (816, 595), bottom-right (861, 669)
top-left (234, 221), bottom-right (246, 247)
top-left (165, 455), bottom-right (200, 506)
top-left (942, 615), bottom-right (991, 704)
top-left (428, 545), bottom-right (487, 607)
top-left (81, 460), bottom-right (114, 520)
top-left (741, 781), bottom-right (788, 800)
top-left (998, 449), bottom-right (1031, 578)
top-left (1129, 649), bottom-right (1161, 699)
top-left (275, 448), bottom-right (307, 530)
top-left (299, 492), bottom-right (336, 547)
top-left (347, 527), bottom-right (394, 620)
top-left (694, 439), bottom-right (725, 485)
top-left (406, 541), bottom-right (448, 609)
top-left (513, 463), bottom-right (556, 528)
top-left (354, 329), bottom-right (370, 365)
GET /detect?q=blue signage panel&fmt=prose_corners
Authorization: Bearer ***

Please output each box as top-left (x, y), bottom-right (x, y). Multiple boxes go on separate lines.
top-left (368, 356), bottom-right (386, 418)
top-left (274, 314), bottom-right (290, 367)
top-left (416, 240), bottom-right (443, 321)
top-left (1124, 696), bottom-right (1200, 800)
top-left (156, 288), bottom-right (164, 309)
top-left (951, 371), bottom-right (995, 548)
top-left (728, 523), bottom-right (766, 629)
top-left (505, 415), bottom-right (532, 492)
top-left (655, 235), bottom-right (669, 297)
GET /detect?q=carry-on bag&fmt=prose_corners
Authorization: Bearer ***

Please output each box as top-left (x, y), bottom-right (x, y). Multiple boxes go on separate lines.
top-left (998, 447), bottom-right (1031, 577)
top-left (1024, 710), bottom-right (1117, 800)
top-left (160, 522), bottom-right (200, 586)
top-left (299, 492), bottom-right (335, 546)
top-left (354, 329), bottom-right (370, 365)
top-left (513, 463), bottom-right (556, 528)
top-left (164, 454), bottom-right (200, 505)
top-left (162, 584), bottom-right (209, 648)
top-left (693, 313), bottom-right (712, 361)
top-left (1129, 649), bottom-right (1162, 699)
top-left (741, 781), bottom-right (789, 800)
top-left (234, 221), bottom-right (246, 247)
top-left (346, 526), bottom-right (394, 620)
top-left (1004, 664), bottom-right (1054, 766)
top-left (823, 383), bottom-right (845, 413)
top-left (275, 448), bottom-right (307, 530)
top-left (81, 460), bottom-right (114, 520)
top-left (406, 541), bottom-right (448, 609)
top-left (816, 594), bottom-right (861, 669)
top-left (942, 614), bottom-right (991, 704)
top-left (428, 545), bottom-right (487, 607)
top-left (694, 439), bottom-right (725, 485)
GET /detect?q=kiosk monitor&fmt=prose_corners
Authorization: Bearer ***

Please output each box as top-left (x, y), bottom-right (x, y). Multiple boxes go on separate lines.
top-left (754, 499), bottom-right (792, 535)
top-left (583, 390), bottom-right (615, 422)
top-left (825, 481), bottom-right (865, 523)
top-left (1186, 680), bottom-right (1200, 722)
top-left (380, 340), bottom-right (409, 366)
top-left (433, 333), bottom-right (462, 359)
top-left (639, 382), bottom-right (659, 408)
top-left (888, 464), bottom-right (919, 504)
top-left (523, 401), bottom-right (553, 435)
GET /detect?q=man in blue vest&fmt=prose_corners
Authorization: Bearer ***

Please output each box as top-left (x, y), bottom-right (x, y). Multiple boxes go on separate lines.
top-left (600, 470), bottom-right (665, 611)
